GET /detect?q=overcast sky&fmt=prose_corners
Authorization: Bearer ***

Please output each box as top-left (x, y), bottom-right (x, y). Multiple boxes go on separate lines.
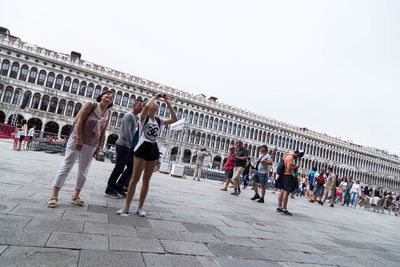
top-left (2, 0), bottom-right (399, 155)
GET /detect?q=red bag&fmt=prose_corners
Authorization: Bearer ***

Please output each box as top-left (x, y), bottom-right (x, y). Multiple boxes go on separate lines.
top-left (336, 187), bottom-right (342, 195)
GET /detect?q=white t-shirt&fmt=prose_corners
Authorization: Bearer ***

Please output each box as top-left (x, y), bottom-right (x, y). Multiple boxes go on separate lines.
top-left (14, 130), bottom-right (21, 138)
top-left (28, 128), bottom-right (35, 137)
top-left (21, 124), bottom-right (28, 136)
top-left (134, 116), bottom-right (164, 152)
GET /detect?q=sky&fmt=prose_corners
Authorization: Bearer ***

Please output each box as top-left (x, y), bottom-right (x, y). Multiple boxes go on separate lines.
top-left (2, 0), bottom-right (400, 155)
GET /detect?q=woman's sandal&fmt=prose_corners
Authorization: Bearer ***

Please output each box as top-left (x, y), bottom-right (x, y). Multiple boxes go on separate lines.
top-left (70, 196), bottom-right (85, 206)
top-left (220, 188), bottom-right (227, 191)
top-left (47, 197), bottom-right (58, 208)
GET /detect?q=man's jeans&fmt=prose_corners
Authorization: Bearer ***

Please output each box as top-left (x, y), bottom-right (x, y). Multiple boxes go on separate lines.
top-left (350, 192), bottom-right (359, 207)
top-left (106, 144), bottom-right (133, 192)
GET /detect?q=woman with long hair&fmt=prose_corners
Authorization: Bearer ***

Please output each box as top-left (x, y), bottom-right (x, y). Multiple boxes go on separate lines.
top-left (117, 93), bottom-right (177, 217)
top-left (48, 91), bottom-right (113, 208)
top-left (18, 119), bottom-right (28, 151)
top-left (339, 177), bottom-right (348, 206)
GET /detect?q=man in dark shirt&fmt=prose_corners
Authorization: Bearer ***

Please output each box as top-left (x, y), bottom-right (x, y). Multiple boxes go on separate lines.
top-left (231, 140), bottom-right (248, 196)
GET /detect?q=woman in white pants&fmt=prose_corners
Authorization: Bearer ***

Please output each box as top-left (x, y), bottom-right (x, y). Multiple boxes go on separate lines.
top-left (48, 91), bottom-right (113, 208)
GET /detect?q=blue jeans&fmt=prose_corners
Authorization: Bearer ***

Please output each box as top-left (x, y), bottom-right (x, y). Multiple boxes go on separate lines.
top-left (350, 192), bottom-right (359, 206)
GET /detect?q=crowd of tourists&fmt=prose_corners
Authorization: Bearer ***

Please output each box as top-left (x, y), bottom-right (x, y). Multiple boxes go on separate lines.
top-left (17, 89), bottom-right (392, 219)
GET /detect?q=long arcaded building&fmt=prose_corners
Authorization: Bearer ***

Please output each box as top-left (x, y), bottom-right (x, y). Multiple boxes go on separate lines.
top-left (0, 27), bottom-right (399, 191)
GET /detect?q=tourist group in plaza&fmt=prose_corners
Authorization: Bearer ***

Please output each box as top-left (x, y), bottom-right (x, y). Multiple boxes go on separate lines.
top-left (36, 90), bottom-right (398, 218)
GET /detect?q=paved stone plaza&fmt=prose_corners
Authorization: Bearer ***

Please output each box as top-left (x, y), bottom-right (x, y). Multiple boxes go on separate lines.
top-left (0, 142), bottom-right (399, 267)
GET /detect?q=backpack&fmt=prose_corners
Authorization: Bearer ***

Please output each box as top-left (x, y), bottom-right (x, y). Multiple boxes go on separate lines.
top-left (276, 158), bottom-right (285, 175)
top-left (130, 116), bottom-right (161, 148)
top-left (316, 174), bottom-right (325, 185)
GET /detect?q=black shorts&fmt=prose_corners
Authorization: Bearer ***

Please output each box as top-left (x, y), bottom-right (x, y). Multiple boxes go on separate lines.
top-left (134, 142), bottom-right (159, 161)
top-left (19, 135), bottom-right (25, 142)
top-left (309, 184), bottom-right (314, 191)
top-left (275, 175), bottom-right (295, 192)
top-left (225, 169), bottom-right (233, 179)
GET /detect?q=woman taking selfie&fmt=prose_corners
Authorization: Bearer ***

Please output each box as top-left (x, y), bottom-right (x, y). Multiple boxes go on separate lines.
top-left (48, 91), bottom-right (113, 208)
top-left (118, 93), bottom-right (177, 217)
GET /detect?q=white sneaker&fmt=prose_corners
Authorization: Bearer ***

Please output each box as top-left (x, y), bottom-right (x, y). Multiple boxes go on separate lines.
top-left (117, 208), bottom-right (130, 216)
top-left (136, 208), bottom-right (146, 217)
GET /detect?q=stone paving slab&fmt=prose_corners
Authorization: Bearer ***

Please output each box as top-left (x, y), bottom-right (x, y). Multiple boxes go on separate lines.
top-left (161, 240), bottom-right (214, 256)
top-left (142, 253), bottom-right (203, 267)
top-left (24, 217), bottom-right (84, 233)
top-left (83, 222), bottom-right (137, 237)
top-left (45, 232), bottom-right (108, 250)
top-left (0, 229), bottom-right (51, 247)
top-left (109, 236), bottom-right (164, 253)
top-left (0, 246), bottom-right (80, 267)
top-left (1, 143), bottom-right (400, 266)
top-left (78, 250), bottom-right (145, 267)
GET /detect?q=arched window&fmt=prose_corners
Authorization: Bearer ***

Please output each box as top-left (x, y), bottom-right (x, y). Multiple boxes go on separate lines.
top-left (216, 137), bottom-right (220, 149)
top-left (211, 136), bottom-right (215, 148)
top-left (1, 60), bottom-right (10, 76)
top-left (179, 109), bottom-right (186, 119)
top-left (78, 81), bottom-right (87, 96)
top-left (241, 126), bottom-right (245, 137)
top-left (86, 83), bottom-right (94, 98)
top-left (110, 89), bottom-right (116, 96)
top-left (40, 95), bottom-right (49, 111)
top-left (18, 64), bottom-right (29, 81)
top-left (195, 133), bottom-right (201, 144)
top-left (177, 108), bottom-right (183, 120)
top-left (70, 79), bottom-right (79, 94)
top-left (190, 131), bottom-right (195, 143)
top-left (12, 88), bottom-right (22, 104)
top-left (188, 112), bottom-right (193, 123)
top-left (206, 135), bottom-right (211, 147)
top-left (45, 72), bottom-right (55, 88)
top-left (49, 97), bottom-right (58, 113)
top-left (63, 77), bottom-right (71, 92)
top-left (246, 127), bottom-right (249, 138)
top-left (65, 101), bottom-right (74, 116)
top-left (37, 70), bottom-right (46, 85)
top-left (214, 118), bottom-right (218, 130)
top-left (204, 115), bottom-right (209, 128)
top-left (159, 103), bottom-right (166, 116)
top-left (3, 86), bottom-right (13, 103)
top-left (31, 93), bottom-right (41, 109)
top-left (165, 106), bottom-right (171, 118)
top-left (10, 62), bottom-right (19, 78)
top-left (73, 103), bottom-right (82, 117)
top-left (223, 121), bottom-right (228, 133)
top-left (209, 117), bottom-right (213, 129)
top-left (122, 93), bottom-right (129, 107)
top-left (93, 85), bottom-right (101, 99)
top-left (193, 113), bottom-right (199, 125)
top-left (237, 125), bottom-right (241, 136)
top-left (0, 84), bottom-right (3, 100)
top-left (110, 112), bottom-right (118, 126)
top-left (54, 74), bottom-right (63, 89)
top-left (102, 87), bottom-right (109, 92)
top-left (228, 122), bottom-right (232, 134)
top-left (128, 95), bottom-right (135, 108)
top-left (117, 113), bottom-right (124, 127)
top-left (28, 67), bottom-right (38, 83)
top-left (114, 91), bottom-right (122, 105)
top-left (232, 124), bottom-right (236, 135)
top-left (198, 114), bottom-right (203, 127)
top-left (219, 120), bottom-right (223, 131)
top-left (57, 99), bottom-right (66, 115)
top-left (200, 134), bottom-right (205, 146)
top-left (221, 138), bottom-right (225, 150)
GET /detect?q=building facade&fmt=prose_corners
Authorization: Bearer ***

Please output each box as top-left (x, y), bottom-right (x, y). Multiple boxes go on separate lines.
top-left (0, 28), bottom-right (399, 191)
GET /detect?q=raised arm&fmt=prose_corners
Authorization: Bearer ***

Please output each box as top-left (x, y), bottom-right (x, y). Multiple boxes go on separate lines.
top-left (140, 94), bottom-right (162, 122)
top-left (163, 95), bottom-right (178, 125)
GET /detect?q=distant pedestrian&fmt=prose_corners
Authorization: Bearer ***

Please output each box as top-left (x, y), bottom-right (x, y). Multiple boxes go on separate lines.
top-left (345, 177), bottom-right (354, 206)
top-left (290, 167), bottom-right (301, 199)
top-left (12, 124), bottom-right (21, 151)
top-left (117, 93), bottom-right (177, 217)
top-left (193, 147), bottom-right (212, 181)
top-left (18, 119), bottom-right (27, 151)
top-left (231, 141), bottom-right (249, 196)
top-left (306, 167), bottom-right (317, 200)
top-left (321, 167), bottom-right (336, 207)
top-left (48, 91), bottom-right (113, 208)
top-left (250, 145), bottom-right (273, 203)
top-left (275, 150), bottom-right (304, 215)
top-left (105, 99), bottom-right (143, 198)
top-left (312, 168), bottom-right (326, 205)
top-left (220, 146), bottom-right (236, 191)
top-left (350, 180), bottom-right (361, 207)
top-left (242, 158), bottom-right (253, 189)
top-left (26, 125), bottom-right (35, 150)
